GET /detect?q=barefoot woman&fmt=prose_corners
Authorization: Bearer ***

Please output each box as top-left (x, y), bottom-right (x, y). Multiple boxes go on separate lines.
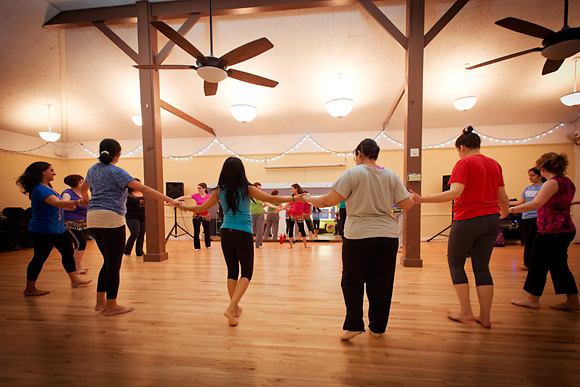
top-left (411, 127), bottom-right (509, 328)
top-left (16, 162), bottom-right (91, 296)
top-left (180, 157), bottom-right (295, 326)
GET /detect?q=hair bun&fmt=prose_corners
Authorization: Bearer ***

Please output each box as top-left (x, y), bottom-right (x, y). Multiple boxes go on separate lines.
top-left (463, 126), bottom-right (474, 134)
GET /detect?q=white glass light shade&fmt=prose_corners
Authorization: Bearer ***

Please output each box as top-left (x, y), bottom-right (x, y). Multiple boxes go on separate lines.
top-left (39, 131), bottom-right (61, 142)
top-left (561, 91), bottom-right (580, 106)
top-left (231, 104), bottom-right (257, 123)
top-left (325, 98), bottom-right (354, 118)
top-left (453, 96), bottom-right (477, 111)
top-left (197, 66), bottom-right (228, 83)
top-left (131, 115), bottom-right (142, 126)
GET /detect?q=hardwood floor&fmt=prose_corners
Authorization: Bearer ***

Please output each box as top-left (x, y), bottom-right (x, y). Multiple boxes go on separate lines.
top-left (0, 239), bottom-right (578, 386)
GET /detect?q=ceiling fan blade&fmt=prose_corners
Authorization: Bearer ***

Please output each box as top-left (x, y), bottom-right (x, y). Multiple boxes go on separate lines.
top-left (219, 38), bottom-right (274, 67)
top-left (150, 21), bottom-right (207, 63)
top-left (227, 69), bottom-right (279, 88)
top-left (204, 81), bottom-right (218, 96)
top-left (542, 59), bottom-right (565, 75)
top-left (466, 47), bottom-right (542, 70)
top-left (495, 17), bottom-right (556, 39)
top-left (133, 65), bottom-right (197, 70)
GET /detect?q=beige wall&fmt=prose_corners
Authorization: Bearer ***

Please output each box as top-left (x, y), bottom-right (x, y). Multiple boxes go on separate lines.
top-left (3, 142), bottom-right (575, 238)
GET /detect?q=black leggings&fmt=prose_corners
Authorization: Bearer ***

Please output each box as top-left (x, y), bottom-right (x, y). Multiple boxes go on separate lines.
top-left (124, 218), bottom-right (145, 256)
top-left (524, 231), bottom-right (577, 296)
top-left (27, 232), bottom-right (76, 281)
top-left (447, 214), bottom-right (500, 286)
top-left (220, 228), bottom-right (254, 280)
top-left (341, 237), bottom-right (399, 333)
top-left (66, 228), bottom-right (87, 251)
top-left (193, 217), bottom-right (211, 249)
top-left (287, 219), bottom-right (306, 238)
top-left (90, 226), bottom-right (126, 299)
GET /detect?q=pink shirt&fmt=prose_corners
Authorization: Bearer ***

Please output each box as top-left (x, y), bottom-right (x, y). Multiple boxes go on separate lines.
top-left (191, 193), bottom-right (210, 217)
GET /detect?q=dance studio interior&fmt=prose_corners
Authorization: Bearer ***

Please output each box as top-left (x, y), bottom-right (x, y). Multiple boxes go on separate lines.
top-left (1, 0), bottom-right (579, 385)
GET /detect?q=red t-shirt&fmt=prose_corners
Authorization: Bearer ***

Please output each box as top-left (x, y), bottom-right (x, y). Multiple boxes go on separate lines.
top-left (449, 154), bottom-right (504, 221)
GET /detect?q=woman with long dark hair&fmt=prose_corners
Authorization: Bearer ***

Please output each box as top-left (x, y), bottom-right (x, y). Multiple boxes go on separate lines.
top-left (82, 138), bottom-right (181, 316)
top-left (301, 139), bottom-right (413, 340)
top-left (411, 127), bottom-right (509, 328)
top-left (510, 153), bottom-right (579, 312)
top-left (280, 184), bottom-right (309, 249)
top-left (17, 162), bottom-right (91, 296)
top-left (180, 157), bottom-right (295, 326)
top-left (509, 167), bottom-right (545, 270)
top-left (62, 174), bottom-right (89, 274)
top-left (175, 182), bottom-right (212, 251)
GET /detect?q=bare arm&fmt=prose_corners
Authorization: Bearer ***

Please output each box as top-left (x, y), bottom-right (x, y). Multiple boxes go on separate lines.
top-left (510, 197), bottom-right (525, 206)
top-left (396, 196), bottom-right (414, 211)
top-left (411, 182), bottom-right (464, 204)
top-left (498, 186), bottom-right (510, 219)
top-left (174, 195), bottom-right (192, 202)
top-left (183, 190), bottom-right (219, 213)
top-left (127, 180), bottom-right (181, 206)
top-left (510, 180), bottom-right (558, 214)
top-left (248, 186), bottom-right (294, 203)
top-left (44, 195), bottom-right (77, 210)
top-left (300, 189), bottom-right (345, 208)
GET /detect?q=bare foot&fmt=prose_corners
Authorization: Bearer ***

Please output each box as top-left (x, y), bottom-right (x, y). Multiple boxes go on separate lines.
top-left (340, 331), bottom-right (363, 340)
top-left (474, 316), bottom-right (492, 328)
top-left (369, 330), bottom-right (382, 338)
top-left (23, 288), bottom-right (50, 296)
top-left (224, 309), bottom-right (238, 326)
top-left (520, 265), bottom-right (528, 271)
top-left (235, 306), bottom-right (243, 317)
top-left (304, 245), bottom-right (310, 248)
top-left (447, 311), bottom-right (475, 323)
top-left (77, 268), bottom-right (89, 275)
top-left (287, 245), bottom-right (293, 249)
top-left (194, 249), bottom-right (200, 252)
top-left (94, 304), bottom-right (106, 312)
top-left (549, 302), bottom-right (580, 312)
top-left (104, 305), bottom-right (135, 316)
top-left (71, 279), bottom-right (92, 288)
top-left (511, 298), bottom-right (539, 309)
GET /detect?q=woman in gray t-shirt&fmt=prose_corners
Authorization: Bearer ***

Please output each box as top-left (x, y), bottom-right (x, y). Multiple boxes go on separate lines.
top-left (301, 138), bottom-right (413, 341)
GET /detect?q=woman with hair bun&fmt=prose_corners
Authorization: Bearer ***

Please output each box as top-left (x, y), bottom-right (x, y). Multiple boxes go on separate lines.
top-left (16, 162), bottom-right (91, 296)
top-left (509, 167), bottom-right (546, 270)
top-left (510, 152), bottom-right (579, 312)
top-left (82, 138), bottom-right (182, 316)
top-left (62, 174), bottom-right (89, 274)
top-left (301, 138), bottom-right (413, 340)
top-left (411, 126), bottom-right (510, 328)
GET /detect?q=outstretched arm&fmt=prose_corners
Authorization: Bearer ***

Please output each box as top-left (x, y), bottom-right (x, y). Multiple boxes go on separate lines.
top-left (248, 186), bottom-right (294, 203)
top-left (510, 180), bottom-right (558, 214)
top-left (300, 189), bottom-right (345, 208)
top-left (44, 195), bottom-right (77, 210)
top-left (182, 190), bottom-right (219, 213)
top-left (410, 182), bottom-right (464, 204)
top-left (127, 180), bottom-right (182, 207)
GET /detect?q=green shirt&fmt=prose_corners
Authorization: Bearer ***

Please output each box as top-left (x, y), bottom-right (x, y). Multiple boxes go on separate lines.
top-left (250, 199), bottom-right (265, 215)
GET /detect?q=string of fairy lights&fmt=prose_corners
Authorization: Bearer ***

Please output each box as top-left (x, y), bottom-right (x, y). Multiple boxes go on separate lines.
top-left (0, 122), bottom-right (567, 161)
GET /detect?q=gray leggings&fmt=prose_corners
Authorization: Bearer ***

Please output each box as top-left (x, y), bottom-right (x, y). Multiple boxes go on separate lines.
top-left (447, 214), bottom-right (500, 286)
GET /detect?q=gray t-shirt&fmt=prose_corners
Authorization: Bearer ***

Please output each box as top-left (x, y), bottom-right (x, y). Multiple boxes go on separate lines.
top-left (332, 164), bottom-right (409, 239)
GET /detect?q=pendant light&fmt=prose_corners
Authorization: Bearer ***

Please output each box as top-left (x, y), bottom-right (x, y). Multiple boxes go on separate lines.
top-left (38, 104), bottom-right (61, 142)
top-left (453, 64), bottom-right (477, 111)
top-left (561, 57), bottom-right (580, 106)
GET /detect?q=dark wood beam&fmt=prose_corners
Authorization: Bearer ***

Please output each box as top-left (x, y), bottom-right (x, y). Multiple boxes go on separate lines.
top-left (93, 21), bottom-right (139, 63)
top-left (358, 0), bottom-right (407, 50)
top-left (424, 0), bottom-right (470, 47)
top-left (382, 81), bottom-right (405, 129)
top-left (156, 13), bottom-right (201, 65)
top-left (160, 100), bottom-right (216, 136)
top-left (44, 0), bottom-right (357, 29)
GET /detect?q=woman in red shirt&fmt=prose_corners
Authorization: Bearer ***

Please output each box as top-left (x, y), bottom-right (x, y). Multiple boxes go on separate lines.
top-left (411, 126), bottom-right (509, 328)
top-left (280, 184), bottom-right (309, 249)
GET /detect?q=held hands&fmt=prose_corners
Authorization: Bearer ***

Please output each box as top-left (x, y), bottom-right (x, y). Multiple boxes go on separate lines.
top-left (63, 200), bottom-right (78, 211)
top-left (294, 193), bottom-right (310, 203)
top-left (408, 190), bottom-right (421, 204)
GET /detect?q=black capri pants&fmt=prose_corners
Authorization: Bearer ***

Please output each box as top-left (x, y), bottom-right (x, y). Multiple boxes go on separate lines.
top-left (90, 226), bottom-right (126, 299)
top-left (220, 228), bottom-right (254, 281)
top-left (28, 231), bottom-right (76, 281)
top-left (447, 214), bottom-right (500, 286)
top-left (287, 219), bottom-right (306, 238)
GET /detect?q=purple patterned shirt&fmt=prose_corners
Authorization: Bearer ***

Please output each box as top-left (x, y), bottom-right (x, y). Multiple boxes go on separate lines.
top-left (537, 176), bottom-right (576, 234)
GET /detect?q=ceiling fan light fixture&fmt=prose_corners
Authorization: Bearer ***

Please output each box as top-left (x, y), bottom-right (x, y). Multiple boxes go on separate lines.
top-left (131, 115), bottom-right (142, 126)
top-left (561, 57), bottom-right (580, 106)
top-left (326, 98), bottom-right (354, 118)
top-left (453, 96), bottom-right (477, 111)
top-left (38, 104), bottom-right (61, 142)
top-left (542, 40), bottom-right (580, 60)
top-left (231, 104), bottom-right (257, 123)
top-left (197, 66), bottom-right (228, 83)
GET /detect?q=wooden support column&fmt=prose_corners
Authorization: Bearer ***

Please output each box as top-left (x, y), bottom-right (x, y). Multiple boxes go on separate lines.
top-left (136, 0), bottom-right (168, 262)
top-left (401, 0), bottom-right (424, 267)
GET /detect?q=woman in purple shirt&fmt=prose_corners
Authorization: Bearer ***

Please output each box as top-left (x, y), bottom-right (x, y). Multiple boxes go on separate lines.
top-left (509, 152), bottom-right (579, 312)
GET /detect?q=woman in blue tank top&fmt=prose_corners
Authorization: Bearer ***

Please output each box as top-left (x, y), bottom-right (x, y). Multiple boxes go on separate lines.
top-left (180, 157), bottom-right (295, 326)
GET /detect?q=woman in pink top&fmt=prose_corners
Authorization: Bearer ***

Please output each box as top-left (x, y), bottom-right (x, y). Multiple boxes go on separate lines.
top-left (280, 184), bottom-right (309, 249)
top-left (176, 183), bottom-right (212, 251)
top-left (509, 153), bottom-right (579, 312)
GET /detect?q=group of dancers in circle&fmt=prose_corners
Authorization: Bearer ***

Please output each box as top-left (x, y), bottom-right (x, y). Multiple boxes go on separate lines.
top-left (16, 128), bottom-right (578, 337)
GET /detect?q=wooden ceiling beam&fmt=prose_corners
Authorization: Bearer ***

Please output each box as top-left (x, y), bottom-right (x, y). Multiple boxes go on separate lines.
top-left (160, 100), bottom-right (216, 136)
top-left (93, 21), bottom-right (139, 63)
top-left (358, 0), bottom-right (407, 50)
top-left (424, 0), bottom-right (470, 47)
top-left (44, 0), bottom-right (357, 29)
top-left (156, 13), bottom-right (201, 65)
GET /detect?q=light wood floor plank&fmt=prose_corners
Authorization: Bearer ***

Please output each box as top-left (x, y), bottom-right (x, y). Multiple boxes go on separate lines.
top-left (0, 240), bottom-right (578, 386)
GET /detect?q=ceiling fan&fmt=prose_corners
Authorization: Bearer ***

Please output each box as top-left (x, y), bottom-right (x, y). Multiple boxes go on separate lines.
top-left (135, 0), bottom-right (278, 96)
top-left (468, 0), bottom-right (580, 75)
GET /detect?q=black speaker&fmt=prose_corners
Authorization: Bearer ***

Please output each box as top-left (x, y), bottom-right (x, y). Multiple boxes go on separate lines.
top-left (442, 175), bottom-right (451, 192)
top-left (166, 182), bottom-right (184, 199)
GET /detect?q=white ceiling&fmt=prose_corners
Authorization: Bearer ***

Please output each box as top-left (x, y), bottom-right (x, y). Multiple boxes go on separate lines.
top-left (1, 0), bottom-right (579, 142)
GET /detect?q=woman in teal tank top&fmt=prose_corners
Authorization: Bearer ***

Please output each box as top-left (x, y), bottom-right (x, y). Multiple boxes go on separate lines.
top-left (180, 157), bottom-right (295, 326)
